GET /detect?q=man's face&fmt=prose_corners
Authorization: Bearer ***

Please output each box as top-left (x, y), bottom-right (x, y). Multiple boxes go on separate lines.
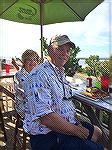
top-left (51, 43), bottom-right (71, 67)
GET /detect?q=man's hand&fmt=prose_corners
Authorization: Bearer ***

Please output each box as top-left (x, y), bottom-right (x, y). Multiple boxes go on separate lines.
top-left (74, 124), bottom-right (89, 139)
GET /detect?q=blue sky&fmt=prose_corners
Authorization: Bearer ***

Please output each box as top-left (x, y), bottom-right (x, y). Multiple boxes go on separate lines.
top-left (0, 0), bottom-right (112, 59)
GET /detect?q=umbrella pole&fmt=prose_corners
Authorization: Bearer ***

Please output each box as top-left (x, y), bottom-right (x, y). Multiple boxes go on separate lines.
top-left (40, 0), bottom-right (44, 59)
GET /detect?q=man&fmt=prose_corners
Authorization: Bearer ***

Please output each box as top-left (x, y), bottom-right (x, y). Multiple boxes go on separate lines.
top-left (23, 35), bottom-right (105, 150)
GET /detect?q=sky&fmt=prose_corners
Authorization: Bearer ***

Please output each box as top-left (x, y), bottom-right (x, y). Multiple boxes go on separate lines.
top-left (0, 0), bottom-right (112, 60)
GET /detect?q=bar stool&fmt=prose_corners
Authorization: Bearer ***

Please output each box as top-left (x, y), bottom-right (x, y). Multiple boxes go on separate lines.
top-left (13, 113), bottom-right (27, 150)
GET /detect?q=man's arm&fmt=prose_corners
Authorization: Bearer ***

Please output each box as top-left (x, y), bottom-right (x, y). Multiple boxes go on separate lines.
top-left (40, 112), bottom-right (89, 140)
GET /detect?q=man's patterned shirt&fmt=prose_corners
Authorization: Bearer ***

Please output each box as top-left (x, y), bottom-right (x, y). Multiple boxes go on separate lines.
top-left (23, 60), bottom-right (77, 135)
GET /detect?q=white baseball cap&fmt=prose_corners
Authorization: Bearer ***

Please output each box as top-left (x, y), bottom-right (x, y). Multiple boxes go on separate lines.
top-left (50, 35), bottom-right (75, 48)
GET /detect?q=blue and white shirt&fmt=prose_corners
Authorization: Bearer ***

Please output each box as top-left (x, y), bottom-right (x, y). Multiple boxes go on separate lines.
top-left (23, 60), bottom-right (77, 135)
top-left (14, 67), bottom-right (29, 118)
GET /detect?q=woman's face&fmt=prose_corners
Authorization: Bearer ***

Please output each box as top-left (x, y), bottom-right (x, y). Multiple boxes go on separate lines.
top-left (24, 57), bottom-right (38, 72)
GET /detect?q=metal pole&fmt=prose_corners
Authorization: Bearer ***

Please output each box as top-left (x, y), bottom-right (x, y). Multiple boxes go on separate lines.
top-left (40, 0), bottom-right (44, 59)
top-left (109, 2), bottom-right (112, 56)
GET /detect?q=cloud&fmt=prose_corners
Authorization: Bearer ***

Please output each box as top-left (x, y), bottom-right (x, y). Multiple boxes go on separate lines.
top-left (44, 1), bottom-right (111, 49)
top-left (73, 1), bottom-right (111, 57)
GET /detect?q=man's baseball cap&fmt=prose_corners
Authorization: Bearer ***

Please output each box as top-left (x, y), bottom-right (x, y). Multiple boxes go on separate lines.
top-left (50, 35), bottom-right (75, 49)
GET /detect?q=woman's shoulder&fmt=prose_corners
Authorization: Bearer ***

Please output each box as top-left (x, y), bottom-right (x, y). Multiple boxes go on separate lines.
top-left (25, 61), bottom-right (52, 83)
top-left (15, 68), bottom-right (29, 82)
top-left (30, 61), bottom-right (49, 75)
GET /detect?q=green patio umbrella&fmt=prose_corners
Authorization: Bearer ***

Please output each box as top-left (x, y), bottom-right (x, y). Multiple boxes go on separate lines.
top-left (0, 0), bottom-right (104, 58)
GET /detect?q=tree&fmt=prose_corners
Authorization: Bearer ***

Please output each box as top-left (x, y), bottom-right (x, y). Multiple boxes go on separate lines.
top-left (99, 60), bottom-right (109, 76)
top-left (85, 55), bottom-right (110, 78)
top-left (42, 37), bottom-right (48, 56)
top-left (109, 55), bottom-right (112, 83)
top-left (64, 46), bottom-right (81, 77)
top-left (85, 55), bottom-right (100, 77)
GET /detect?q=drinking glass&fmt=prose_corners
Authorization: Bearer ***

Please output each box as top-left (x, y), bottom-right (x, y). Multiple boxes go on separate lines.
top-left (6, 64), bottom-right (10, 73)
top-left (101, 75), bottom-right (109, 92)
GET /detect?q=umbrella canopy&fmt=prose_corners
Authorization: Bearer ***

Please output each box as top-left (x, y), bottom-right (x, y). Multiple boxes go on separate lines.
top-left (0, 0), bottom-right (104, 58)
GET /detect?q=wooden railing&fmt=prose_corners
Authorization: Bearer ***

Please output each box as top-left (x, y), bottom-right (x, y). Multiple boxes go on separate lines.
top-left (74, 100), bottom-right (109, 130)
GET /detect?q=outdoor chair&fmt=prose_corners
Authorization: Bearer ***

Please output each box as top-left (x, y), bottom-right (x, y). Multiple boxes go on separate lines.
top-left (0, 83), bottom-right (15, 142)
top-left (0, 81), bottom-right (15, 112)
top-left (0, 106), bottom-right (7, 141)
top-left (12, 82), bottom-right (28, 150)
top-left (13, 113), bottom-right (27, 150)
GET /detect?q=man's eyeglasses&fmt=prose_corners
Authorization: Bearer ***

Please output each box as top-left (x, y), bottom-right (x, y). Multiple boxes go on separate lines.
top-left (56, 47), bottom-right (71, 53)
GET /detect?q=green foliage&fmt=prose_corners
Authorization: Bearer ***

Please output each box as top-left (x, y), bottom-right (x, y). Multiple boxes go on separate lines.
top-left (109, 55), bottom-right (112, 83)
top-left (42, 37), bottom-right (48, 56)
top-left (85, 55), bottom-right (110, 77)
top-left (102, 111), bottom-right (109, 125)
top-left (85, 55), bottom-right (100, 77)
top-left (99, 60), bottom-right (109, 76)
top-left (64, 46), bottom-right (81, 77)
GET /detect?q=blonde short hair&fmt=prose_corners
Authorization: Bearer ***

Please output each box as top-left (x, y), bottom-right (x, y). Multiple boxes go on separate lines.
top-left (21, 49), bottom-right (40, 64)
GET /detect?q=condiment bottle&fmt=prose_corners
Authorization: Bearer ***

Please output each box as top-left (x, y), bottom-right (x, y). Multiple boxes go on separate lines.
top-left (86, 77), bottom-right (92, 88)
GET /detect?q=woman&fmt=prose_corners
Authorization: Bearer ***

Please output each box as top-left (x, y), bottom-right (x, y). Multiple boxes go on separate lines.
top-left (15, 49), bottom-right (41, 118)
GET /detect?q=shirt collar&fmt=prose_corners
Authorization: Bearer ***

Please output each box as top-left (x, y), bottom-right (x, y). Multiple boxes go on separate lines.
top-left (47, 60), bottom-right (65, 74)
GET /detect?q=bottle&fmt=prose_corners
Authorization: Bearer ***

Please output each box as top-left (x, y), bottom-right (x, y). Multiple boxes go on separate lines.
top-left (86, 77), bottom-right (92, 88)
top-left (95, 80), bottom-right (101, 89)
